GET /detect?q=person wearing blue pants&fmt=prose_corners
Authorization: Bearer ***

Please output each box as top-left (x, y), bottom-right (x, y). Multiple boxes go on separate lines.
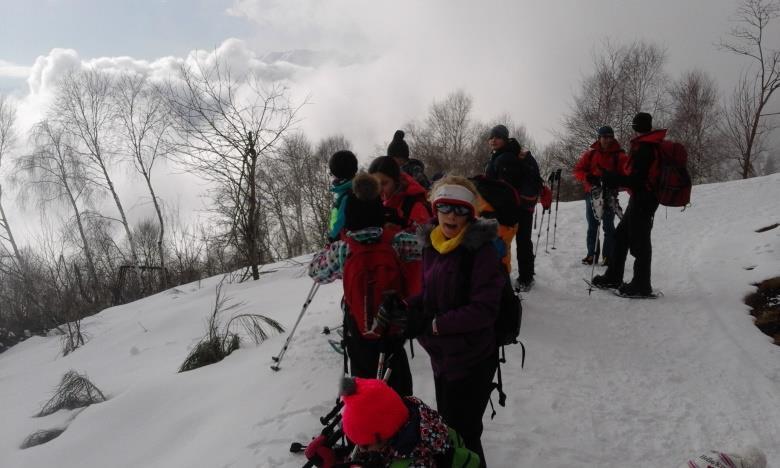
top-left (573, 126), bottom-right (627, 266)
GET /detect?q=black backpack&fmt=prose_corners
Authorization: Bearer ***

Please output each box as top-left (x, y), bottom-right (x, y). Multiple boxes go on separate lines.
top-left (469, 175), bottom-right (521, 227)
top-left (458, 246), bottom-right (525, 414)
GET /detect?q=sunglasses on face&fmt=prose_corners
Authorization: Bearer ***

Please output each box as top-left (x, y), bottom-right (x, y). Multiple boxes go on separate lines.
top-left (436, 203), bottom-right (471, 216)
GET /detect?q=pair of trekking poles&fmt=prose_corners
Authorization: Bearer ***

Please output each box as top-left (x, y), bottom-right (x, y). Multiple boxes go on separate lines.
top-left (534, 168), bottom-right (563, 255)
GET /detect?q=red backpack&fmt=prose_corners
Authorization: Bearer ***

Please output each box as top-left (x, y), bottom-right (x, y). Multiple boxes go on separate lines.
top-left (650, 140), bottom-right (692, 207)
top-left (343, 232), bottom-right (406, 338)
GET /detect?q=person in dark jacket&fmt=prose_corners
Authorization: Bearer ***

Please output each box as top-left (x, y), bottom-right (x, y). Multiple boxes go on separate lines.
top-left (485, 125), bottom-right (539, 291)
top-left (327, 150), bottom-right (358, 242)
top-left (592, 113), bottom-right (661, 297)
top-left (388, 129), bottom-right (432, 190)
top-left (378, 176), bottom-right (504, 467)
top-left (572, 126), bottom-right (628, 266)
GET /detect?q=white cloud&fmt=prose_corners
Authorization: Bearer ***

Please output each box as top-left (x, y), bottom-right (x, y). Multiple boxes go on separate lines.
top-left (0, 60), bottom-right (30, 79)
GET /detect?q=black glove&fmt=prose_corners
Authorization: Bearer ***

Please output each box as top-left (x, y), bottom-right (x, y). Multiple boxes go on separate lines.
top-left (372, 291), bottom-right (408, 337)
top-left (601, 171), bottom-right (620, 188)
top-left (586, 175), bottom-right (601, 186)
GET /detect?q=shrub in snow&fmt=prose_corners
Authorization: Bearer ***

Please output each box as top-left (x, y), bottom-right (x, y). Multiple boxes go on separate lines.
top-left (20, 428), bottom-right (66, 449)
top-left (178, 277), bottom-right (283, 373)
top-left (36, 370), bottom-right (107, 417)
top-left (745, 276), bottom-right (780, 345)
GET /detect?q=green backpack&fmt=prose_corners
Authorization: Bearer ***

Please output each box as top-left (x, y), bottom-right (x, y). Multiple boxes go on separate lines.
top-left (389, 427), bottom-right (480, 468)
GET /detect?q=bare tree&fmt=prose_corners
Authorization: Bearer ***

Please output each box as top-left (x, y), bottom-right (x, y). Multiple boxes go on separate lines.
top-left (407, 90), bottom-right (478, 176)
top-left (0, 95), bottom-right (21, 268)
top-left (562, 40), bottom-right (669, 151)
top-left (113, 73), bottom-right (170, 288)
top-left (54, 69), bottom-right (141, 282)
top-left (162, 56), bottom-right (303, 280)
top-left (17, 120), bottom-right (101, 300)
top-left (668, 70), bottom-right (729, 183)
top-left (719, 0), bottom-right (780, 178)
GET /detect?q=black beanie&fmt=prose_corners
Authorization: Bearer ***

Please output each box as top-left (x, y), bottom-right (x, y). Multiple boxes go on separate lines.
top-left (329, 150), bottom-right (358, 180)
top-left (387, 130), bottom-right (410, 160)
top-left (631, 113), bottom-right (652, 133)
top-left (345, 173), bottom-right (385, 231)
top-left (489, 124), bottom-right (509, 140)
top-left (368, 156), bottom-right (401, 185)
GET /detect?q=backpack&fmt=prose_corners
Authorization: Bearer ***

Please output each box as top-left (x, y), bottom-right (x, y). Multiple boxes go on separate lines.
top-left (458, 247), bottom-right (525, 413)
top-left (343, 232), bottom-right (406, 338)
top-left (650, 140), bottom-right (692, 207)
top-left (389, 427), bottom-right (480, 468)
top-left (470, 175), bottom-right (522, 226)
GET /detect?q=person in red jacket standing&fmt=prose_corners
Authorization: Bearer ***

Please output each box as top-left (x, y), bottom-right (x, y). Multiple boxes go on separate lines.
top-left (369, 156), bottom-right (432, 297)
top-left (572, 126), bottom-right (628, 266)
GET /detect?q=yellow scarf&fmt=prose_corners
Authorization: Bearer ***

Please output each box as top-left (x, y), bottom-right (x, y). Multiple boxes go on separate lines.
top-left (430, 225), bottom-right (467, 254)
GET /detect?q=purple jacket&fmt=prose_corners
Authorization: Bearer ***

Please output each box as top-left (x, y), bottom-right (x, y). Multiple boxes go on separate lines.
top-left (408, 219), bottom-right (505, 381)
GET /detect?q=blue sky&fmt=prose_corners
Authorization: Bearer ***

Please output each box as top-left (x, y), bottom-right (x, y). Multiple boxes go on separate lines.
top-left (0, 0), bottom-right (248, 64)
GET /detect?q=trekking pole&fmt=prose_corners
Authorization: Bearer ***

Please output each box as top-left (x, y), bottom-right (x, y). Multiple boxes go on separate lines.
top-left (534, 208), bottom-right (546, 256)
top-left (543, 171), bottom-right (556, 253)
top-left (551, 169), bottom-right (562, 249)
top-left (271, 282), bottom-right (320, 371)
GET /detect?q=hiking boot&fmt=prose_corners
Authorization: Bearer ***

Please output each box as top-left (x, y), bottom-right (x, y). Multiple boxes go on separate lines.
top-left (617, 282), bottom-right (653, 297)
top-left (591, 274), bottom-right (621, 289)
top-left (581, 255), bottom-right (595, 265)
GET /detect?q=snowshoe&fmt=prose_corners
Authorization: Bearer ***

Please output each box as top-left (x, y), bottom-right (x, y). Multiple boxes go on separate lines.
top-left (591, 186), bottom-right (605, 221)
top-left (614, 282), bottom-right (661, 299)
top-left (327, 339), bottom-right (345, 354)
top-left (590, 274), bottom-right (621, 290)
top-left (605, 188), bottom-right (624, 220)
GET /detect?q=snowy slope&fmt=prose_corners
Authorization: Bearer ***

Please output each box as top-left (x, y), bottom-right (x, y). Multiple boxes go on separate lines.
top-left (1, 174), bottom-right (779, 468)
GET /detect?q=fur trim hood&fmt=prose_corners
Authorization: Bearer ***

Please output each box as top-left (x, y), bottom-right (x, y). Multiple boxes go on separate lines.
top-left (418, 217), bottom-right (498, 251)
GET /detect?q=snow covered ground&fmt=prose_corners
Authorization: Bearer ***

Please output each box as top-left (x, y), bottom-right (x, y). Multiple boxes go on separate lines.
top-left (1, 174), bottom-right (779, 468)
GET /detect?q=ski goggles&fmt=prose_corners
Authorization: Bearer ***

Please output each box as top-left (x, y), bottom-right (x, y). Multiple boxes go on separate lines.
top-left (435, 203), bottom-right (471, 217)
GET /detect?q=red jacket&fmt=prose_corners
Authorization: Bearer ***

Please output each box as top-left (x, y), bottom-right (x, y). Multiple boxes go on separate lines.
top-left (383, 173), bottom-right (430, 297)
top-left (383, 173), bottom-right (431, 229)
top-left (573, 141), bottom-right (628, 192)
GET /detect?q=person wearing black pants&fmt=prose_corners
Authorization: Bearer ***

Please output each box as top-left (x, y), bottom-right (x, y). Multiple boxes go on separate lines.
top-left (434, 353), bottom-right (498, 468)
top-left (344, 326), bottom-right (413, 397)
top-left (593, 112), bottom-right (663, 297)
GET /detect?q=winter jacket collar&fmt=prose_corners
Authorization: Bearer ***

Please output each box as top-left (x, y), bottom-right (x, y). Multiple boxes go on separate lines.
top-left (346, 227), bottom-right (384, 244)
top-left (589, 139), bottom-right (623, 152)
top-left (386, 173), bottom-right (427, 206)
top-left (631, 129), bottom-right (667, 145)
top-left (419, 218), bottom-right (498, 252)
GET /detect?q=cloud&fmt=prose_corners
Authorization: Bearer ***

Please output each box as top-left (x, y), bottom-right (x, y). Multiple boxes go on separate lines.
top-left (0, 60), bottom-right (30, 79)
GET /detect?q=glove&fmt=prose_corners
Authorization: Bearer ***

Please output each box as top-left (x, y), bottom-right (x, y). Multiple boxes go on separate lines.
top-left (601, 171), bottom-right (620, 188)
top-left (586, 175), bottom-right (601, 186)
top-left (305, 434), bottom-right (336, 468)
top-left (372, 291), bottom-right (408, 337)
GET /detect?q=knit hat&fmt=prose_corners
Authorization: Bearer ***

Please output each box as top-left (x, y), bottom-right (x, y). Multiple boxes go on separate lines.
top-left (597, 126), bottom-right (614, 137)
top-left (344, 173), bottom-right (384, 231)
top-left (432, 183), bottom-right (477, 218)
top-left (387, 130), bottom-right (410, 160)
top-left (340, 377), bottom-right (409, 446)
top-left (489, 124), bottom-right (509, 140)
top-left (329, 150), bottom-right (358, 180)
top-left (631, 113), bottom-right (652, 133)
